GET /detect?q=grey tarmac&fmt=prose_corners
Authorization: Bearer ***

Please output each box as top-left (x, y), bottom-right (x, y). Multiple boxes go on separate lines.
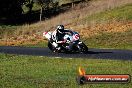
top-left (0, 46), bottom-right (132, 60)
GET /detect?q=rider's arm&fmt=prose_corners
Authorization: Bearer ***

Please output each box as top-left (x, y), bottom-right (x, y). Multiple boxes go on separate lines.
top-left (56, 34), bottom-right (66, 43)
top-left (64, 29), bottom-right (74, 35)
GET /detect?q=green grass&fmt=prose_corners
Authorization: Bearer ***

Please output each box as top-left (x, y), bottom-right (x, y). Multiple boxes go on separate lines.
top-left (85, 4), bottom-right (132, 22)
top-left (78, 4), bottom-right (132, 50)
top-left (25, 4), bottom-right (132, 49)
top-left (26, 29), bottom-right (132, 50)
top-left (0, 53), bottom-right (132, 88)
top-left (1, 2), bottom-right (132, 50)
top-left (84, 29), bottom-right (132, 49)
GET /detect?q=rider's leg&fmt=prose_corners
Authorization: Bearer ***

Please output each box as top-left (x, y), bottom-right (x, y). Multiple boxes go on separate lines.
top-left (52, 42), bottom-right (61, 50)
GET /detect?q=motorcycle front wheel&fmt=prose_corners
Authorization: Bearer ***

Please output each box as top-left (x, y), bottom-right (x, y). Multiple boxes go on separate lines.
top-left (77, 42), bottom-right (88, 53)
top-left (48, 42), bottom-right (61, 53)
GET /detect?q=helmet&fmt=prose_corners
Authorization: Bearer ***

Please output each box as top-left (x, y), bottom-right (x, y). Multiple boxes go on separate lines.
top-left (56, 25), bottom-right (64, 34)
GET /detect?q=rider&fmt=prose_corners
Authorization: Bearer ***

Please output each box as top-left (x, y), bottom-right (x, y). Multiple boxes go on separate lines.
top-left (51, 25), bottom-right (73, 50)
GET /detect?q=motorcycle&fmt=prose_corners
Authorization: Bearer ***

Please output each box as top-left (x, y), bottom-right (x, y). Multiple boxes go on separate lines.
top-left (43, 31), bottom-right (88, 53)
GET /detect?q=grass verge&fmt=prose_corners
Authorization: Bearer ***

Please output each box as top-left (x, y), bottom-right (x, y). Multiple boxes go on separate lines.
top-left (0, 1), bottom-right (132, 50)
top-left (21, 28), bottom-right (132, 50)
top-left (84, 29), bottom-right (132, 49)
top-left (0, 53), bottom-right (132, 88)
top-left (84, 3), bottom-right (132, 22)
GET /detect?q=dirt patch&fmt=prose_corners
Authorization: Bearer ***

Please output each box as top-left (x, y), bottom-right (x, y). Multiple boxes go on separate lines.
top-left (1, 21), bottom-right (131, 46)
top-left (0, 34), bottom-right (45, 46)
top-left (73, 21), bottom-right (132, 38)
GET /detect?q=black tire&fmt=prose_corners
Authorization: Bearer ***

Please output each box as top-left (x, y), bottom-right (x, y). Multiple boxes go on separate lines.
top-left (78, 42), bottom-right (88, 53)
top-left (48, 42), bottom-right (54, 51)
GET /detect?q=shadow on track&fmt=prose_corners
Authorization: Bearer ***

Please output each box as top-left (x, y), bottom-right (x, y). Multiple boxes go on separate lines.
top-left (0, 46), bottom-right (131, 60)
top-left (87, 51), bottom-right (113, 54)
top-left (61, 50), bottom-right (113, 54)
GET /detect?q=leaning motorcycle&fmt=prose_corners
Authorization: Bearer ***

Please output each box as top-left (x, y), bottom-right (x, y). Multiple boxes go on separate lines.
top-left (43, 31), bottom-right (88, 53)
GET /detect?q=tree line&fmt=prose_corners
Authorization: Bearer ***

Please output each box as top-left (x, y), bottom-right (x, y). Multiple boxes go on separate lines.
top-left (0, 0), bottom-right (58, 17)
top-left (0, 0), bottom-right (86, 24)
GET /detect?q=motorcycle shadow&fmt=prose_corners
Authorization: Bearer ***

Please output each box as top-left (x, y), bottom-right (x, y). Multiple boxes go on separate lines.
top-left (61, 50), bottom-right (113, 54)
top-left (86, 51), bottom-right (113, 54)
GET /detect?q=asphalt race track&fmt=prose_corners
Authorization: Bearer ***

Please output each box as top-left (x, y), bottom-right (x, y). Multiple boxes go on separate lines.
top-left (0, 46), bottom-right (132, 60)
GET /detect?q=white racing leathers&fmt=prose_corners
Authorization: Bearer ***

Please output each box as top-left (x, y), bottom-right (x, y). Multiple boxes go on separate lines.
top-left (51, 29), bottom-right (73, 50)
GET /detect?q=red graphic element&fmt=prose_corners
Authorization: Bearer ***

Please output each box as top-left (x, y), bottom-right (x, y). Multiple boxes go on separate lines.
top-left (43, 32), bottom-right (48, 36)
top-left (73, 34), bottom-right (80, 41)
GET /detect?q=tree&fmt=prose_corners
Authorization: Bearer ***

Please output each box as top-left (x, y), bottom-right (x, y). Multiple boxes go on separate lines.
top-left (34, 0), bottom-right (59, 21)
top-left (0, 0), bottom-right (25, 18)
top-left (24, 0), bottom-right (34, 14)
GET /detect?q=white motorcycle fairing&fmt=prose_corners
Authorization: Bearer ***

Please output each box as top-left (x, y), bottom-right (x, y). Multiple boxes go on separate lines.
top-left (43, 31), bottom-right (88, 53)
